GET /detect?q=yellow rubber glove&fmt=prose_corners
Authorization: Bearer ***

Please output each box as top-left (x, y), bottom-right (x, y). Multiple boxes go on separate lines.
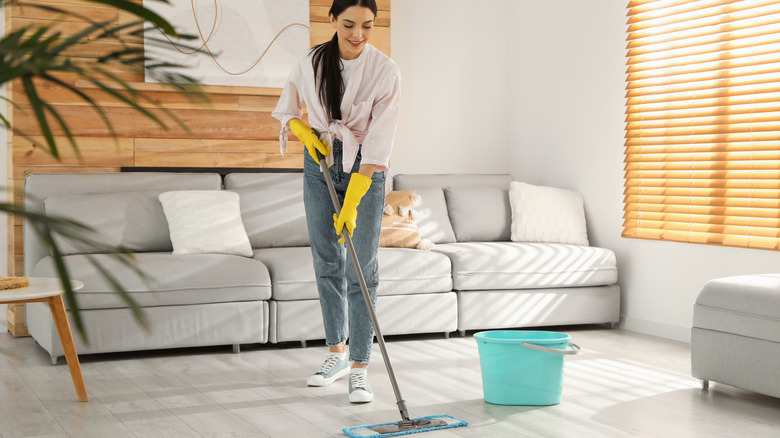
top-left (333, 173), bottom-right (373, 243)
top-left (289, 119), bottom-right (330, 162)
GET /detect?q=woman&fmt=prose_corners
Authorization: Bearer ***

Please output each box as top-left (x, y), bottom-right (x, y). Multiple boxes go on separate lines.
top-left (272, 0), bottom-right (400, 403)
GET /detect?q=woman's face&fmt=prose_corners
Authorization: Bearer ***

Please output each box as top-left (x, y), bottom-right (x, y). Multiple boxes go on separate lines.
top-left (330, 6), bottom-right (375, 60)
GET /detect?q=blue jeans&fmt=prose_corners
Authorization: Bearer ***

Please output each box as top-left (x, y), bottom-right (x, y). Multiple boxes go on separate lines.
top-left (303, 142), bottom-right (386, 364)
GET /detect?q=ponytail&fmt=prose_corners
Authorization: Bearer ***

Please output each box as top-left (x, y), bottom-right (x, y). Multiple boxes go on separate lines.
top-left (311, 33), bottom-right (344, 121)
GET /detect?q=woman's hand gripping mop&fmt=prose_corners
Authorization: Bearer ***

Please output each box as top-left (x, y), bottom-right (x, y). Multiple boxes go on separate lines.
top-left (313, 146), bottom-right (468, 437)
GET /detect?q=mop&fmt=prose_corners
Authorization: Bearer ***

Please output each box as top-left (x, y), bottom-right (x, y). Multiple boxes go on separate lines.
top-left (315, 151), bottom-right (468, 437)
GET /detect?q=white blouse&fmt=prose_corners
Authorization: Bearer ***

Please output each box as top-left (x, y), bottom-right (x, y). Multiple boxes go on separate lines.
top-left (272, 43), bottom-right (401, 172)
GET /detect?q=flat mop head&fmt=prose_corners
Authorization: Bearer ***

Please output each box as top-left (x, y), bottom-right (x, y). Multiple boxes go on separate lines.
top-left (343, 414), bottom-right (468, 437)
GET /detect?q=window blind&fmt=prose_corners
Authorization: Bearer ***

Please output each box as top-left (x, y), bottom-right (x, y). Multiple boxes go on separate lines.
top-left (623, 0), bottom-right (780, 250)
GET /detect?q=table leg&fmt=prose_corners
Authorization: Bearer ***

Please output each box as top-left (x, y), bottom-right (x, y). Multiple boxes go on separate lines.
top-left (48, 295), bottom-right (88, 402)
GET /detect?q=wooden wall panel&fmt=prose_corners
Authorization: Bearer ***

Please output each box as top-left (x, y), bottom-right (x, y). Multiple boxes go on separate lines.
top-left (13, 137), bottom-right (134, 167)
top-left (134, 138), bottom-right (304, 168)
top-left (13, 105), bottom-right (282, 139)
top-left (7, 0), bottom-right (392, 278)
top-left (12, 1), bottom-right (119, 21)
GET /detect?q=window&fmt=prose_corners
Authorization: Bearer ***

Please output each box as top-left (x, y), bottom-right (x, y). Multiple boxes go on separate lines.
top-left (623, 0), bottom-right (780, 250)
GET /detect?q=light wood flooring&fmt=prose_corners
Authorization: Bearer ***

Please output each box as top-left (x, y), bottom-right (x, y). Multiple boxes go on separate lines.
top-left (1, 326), bottom-right (779, 437)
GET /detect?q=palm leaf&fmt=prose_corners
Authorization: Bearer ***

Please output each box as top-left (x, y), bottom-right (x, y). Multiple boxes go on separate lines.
top-left (86, 0), bottom-right (177, 36)
top-left (82, 70), bottom-right (170, 129)
top-left (85, 254), bottom-right (150, 333)
top-left (40, 72), bottom-right (118, 150)
top-left (20, 76), bottom-right (58, 158)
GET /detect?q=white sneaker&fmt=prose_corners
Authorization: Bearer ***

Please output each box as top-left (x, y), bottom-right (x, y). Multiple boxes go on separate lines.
top-left (348, 368), bottom-right (373, 403)
top-left (307, 353), bottom-right (349, 387)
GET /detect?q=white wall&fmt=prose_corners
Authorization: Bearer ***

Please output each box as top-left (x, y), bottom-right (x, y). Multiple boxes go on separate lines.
top-left (508, 1), bottom-right (780, 342)
top-left (390, 0), bottom-right (512, 175)
top-left (393, 0), bottom-right (780, 342)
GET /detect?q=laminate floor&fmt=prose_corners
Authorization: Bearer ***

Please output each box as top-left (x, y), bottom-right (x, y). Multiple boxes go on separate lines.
top-left (1, 326), bottom-right (779, 437)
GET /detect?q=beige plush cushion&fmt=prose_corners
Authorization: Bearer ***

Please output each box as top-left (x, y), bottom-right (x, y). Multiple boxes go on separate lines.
top-left (380, 190), bottom-right (422, 249)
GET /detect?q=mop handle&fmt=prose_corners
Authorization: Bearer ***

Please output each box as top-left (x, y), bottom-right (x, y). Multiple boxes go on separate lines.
top-left (316, 152), bottom-right (411, 422)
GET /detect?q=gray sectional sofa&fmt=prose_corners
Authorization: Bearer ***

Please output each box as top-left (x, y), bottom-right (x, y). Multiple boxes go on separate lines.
top-left (23, 171), bottom-right (619, 363)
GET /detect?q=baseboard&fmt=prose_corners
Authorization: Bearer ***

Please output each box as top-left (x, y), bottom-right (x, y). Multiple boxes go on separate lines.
top-left (620, 316), bottom-right (691, 343)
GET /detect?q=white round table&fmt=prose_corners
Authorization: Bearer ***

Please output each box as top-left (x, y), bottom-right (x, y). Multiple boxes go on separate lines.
top-left (1, 277), bottom-right (88, 402)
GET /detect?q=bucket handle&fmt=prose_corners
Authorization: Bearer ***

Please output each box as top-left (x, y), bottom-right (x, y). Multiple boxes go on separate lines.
top-left (522, 342), bottom-right (581, 355)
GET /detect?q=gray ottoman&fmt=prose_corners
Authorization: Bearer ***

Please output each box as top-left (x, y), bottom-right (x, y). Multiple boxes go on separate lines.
top-left (691, 274), bottom-right (780, 398)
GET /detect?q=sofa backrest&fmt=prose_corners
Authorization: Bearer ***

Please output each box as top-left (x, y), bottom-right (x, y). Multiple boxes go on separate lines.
top-left (393, 174), bottom-right (514, 243)
top-left (224, 172), bottom-right (309, 248)
top-left (24, 172), bottom-right (221, 275)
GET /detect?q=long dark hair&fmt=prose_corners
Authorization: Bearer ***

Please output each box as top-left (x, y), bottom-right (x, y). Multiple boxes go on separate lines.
top-left (311, 0), bottom-right (378, 121)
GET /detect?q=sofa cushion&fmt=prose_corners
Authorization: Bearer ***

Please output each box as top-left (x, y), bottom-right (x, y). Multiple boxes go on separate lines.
top-left (376, 247), bottom-right (453, 296)
top-left (509, 181), bottom-right (589, 246)
top-left (409, 188), bottom-right (456, 244)
top-left (32, 253), bottom-right (271, 310)
top-left (159, 190), bottom-right (253, 257)
top-left (223, 173), bottom-right (310, 248)
top-left (253, 247), bottom-right (452, 301)
top-left (693, 274), bottom-right (780, 344)
top-left (394, 174), bottom-right (513, 243)
top-left (252, 247), bottom-right (314, 300)
top-left (24, 172), bottom-right (221, 276)
top-left (44, 191), bottom-right (173, 255)
top-left (432, 242), bottom-right (617, 291)
top-left (444, 186), bottom-right (511, 242)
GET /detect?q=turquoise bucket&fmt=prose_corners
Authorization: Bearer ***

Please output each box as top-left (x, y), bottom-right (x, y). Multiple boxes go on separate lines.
top-left (474, 330), bottom-right (580, 406)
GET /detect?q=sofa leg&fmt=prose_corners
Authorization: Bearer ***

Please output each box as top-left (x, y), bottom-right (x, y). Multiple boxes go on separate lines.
top-left (444, 332), bottom-right (450, 339)
top-left (459, 330), bottom-right (466, 337)
top-left (701, 379), bottom-right (709, 390)
top-left (300, 340), bottom-right (307, 348)
top-left (232, 344), bottom-right (240, 354)
top-left (51, 355), bottom-right (59, 366)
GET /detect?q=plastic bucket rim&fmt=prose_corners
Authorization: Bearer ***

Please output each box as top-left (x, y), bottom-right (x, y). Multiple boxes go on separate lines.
top-left (473, 330), bottom-right (572, 345)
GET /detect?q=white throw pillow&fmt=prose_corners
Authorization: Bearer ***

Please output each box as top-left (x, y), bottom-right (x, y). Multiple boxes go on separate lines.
top-left (509, 181), bottom-right (589, 246)
top-left (158, 191), bottom-right (253, 257)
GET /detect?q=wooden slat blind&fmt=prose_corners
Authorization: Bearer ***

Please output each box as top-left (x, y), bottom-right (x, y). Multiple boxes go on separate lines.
top-left (624, 0), bottom-right (780, 250)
